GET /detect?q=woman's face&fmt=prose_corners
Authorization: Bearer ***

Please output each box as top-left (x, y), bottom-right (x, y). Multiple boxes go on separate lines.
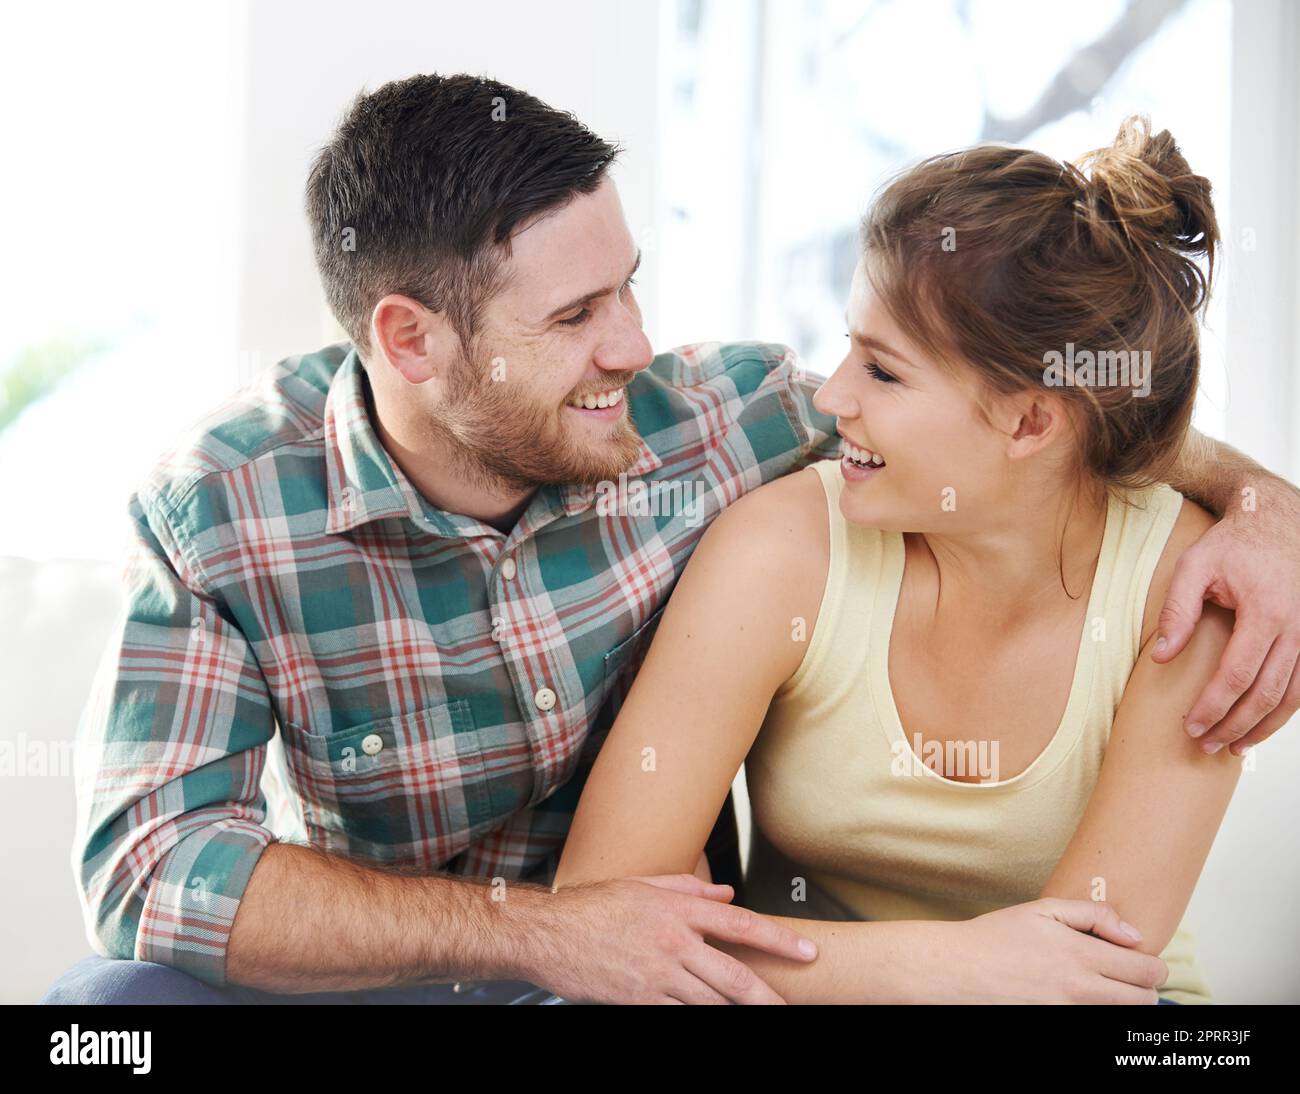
top-left (812, 258), bottom-right (1020, 534)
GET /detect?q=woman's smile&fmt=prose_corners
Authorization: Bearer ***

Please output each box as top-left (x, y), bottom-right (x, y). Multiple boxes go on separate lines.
top-left (840, 435), bottom-right (886, 481)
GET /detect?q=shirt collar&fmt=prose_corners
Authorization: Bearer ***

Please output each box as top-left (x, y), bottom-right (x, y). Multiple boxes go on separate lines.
top-left (324, 348), bottom-right (664, 534)
top-left (323, 349), bottom-right (419, 534)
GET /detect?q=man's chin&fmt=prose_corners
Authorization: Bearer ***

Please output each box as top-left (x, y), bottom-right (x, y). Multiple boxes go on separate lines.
top-left (567, 449), bottom-right (644, 487)
top-left (550, 422), bottom-right (644, 487)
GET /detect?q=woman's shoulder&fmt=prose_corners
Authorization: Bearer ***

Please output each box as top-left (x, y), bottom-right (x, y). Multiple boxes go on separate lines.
top-left (694, 461), bottom-right (835, 669)
top-left (709, 459), bottom-right (834, 543)
top-left (1138, 485), bottom-right (1217, 648)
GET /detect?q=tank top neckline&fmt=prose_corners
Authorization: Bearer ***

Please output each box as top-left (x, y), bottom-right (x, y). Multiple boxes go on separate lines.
top-left (863, 482), bottom-right (1126, 793)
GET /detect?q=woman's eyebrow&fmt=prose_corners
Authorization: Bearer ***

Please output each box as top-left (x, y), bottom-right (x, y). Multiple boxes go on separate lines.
top-left (542, 249), bottom-right (642, 323)
top-left (843, 314), bottom-right (915, 369)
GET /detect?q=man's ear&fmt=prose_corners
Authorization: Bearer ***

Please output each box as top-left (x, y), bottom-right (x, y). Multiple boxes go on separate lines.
top-left (370, 294), bottom-right (460, 385)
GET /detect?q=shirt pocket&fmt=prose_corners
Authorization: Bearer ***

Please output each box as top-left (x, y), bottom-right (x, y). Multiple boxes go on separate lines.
top-left (601, 607), bottom-right (666, 714)
top-left (282, 698), bottom-right (498, 866)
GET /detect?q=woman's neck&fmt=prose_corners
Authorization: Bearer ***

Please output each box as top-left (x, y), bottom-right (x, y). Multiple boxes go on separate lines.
top-left (915, 478), bottom-right (1111, 626)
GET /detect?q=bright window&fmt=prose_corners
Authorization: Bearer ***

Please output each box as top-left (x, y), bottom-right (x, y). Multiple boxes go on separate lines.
top-left (658, 0), bottom-right (1231, 436)
top-left (0, 1), bottom-right (242, 561)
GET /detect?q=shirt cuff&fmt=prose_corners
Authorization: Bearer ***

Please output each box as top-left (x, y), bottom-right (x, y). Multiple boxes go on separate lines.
top-left (784, 362), bottom-right (841, 463)
top-left (135, 818), bottom-right (276, 988)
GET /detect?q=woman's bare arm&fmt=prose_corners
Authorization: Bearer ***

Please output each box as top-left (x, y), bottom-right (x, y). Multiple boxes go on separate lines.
top-left (1041, 500), bottom-right (1244, 953)
top-left (555, 470), bottom-right (823, 886)
top-left (553, 469), bottom-right (974, 1000)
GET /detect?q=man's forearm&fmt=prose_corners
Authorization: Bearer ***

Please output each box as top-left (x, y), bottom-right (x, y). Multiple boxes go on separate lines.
top-left (225, 843), bottom-right (552, 993)
top-left (1168, 428), bottom-right (1299, 517)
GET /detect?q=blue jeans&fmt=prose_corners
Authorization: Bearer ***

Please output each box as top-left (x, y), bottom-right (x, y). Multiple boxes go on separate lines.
top-left (40, 956), bottom-right (570, 1004)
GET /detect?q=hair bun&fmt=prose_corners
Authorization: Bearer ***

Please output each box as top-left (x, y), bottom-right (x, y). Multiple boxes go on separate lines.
top-left (1072, 114), bottom-right (1219, 311)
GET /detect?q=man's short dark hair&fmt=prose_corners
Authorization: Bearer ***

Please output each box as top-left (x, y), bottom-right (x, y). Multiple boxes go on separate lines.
top-left (305, 73), bottom-right (621, 358)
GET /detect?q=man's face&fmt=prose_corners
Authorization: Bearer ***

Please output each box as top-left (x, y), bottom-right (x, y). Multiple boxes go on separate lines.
top-left (430, 176), bottom-right (654, 492)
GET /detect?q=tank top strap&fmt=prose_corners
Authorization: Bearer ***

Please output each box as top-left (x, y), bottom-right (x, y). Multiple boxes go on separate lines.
top-left (1090, 482), bottom-right (1186, 713)
top-left (778, 458), bottom-right (892, 700)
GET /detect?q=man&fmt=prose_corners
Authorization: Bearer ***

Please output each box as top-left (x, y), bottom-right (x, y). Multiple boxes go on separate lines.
top-left (43, 74), bottom-right (1300, 1005)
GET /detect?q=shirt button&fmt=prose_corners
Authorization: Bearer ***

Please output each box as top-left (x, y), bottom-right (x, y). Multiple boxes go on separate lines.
top-left (361, 733), bottom-right (384, 756)
top-left (534, 687), bottom-right (556, 712)
top-left (501, 557), bottom-right (517, 581)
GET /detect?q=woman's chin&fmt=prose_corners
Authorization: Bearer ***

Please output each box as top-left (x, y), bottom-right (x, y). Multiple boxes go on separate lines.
top-left (838, 494), bottom-right (904, 531)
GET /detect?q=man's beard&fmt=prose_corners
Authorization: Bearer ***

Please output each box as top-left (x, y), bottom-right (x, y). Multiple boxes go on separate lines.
top-left (426, 347), bottom-right (645, 495)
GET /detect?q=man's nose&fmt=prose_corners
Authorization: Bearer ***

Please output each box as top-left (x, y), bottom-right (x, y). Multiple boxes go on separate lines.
top-left (594, 304), bottom-right (654, 374)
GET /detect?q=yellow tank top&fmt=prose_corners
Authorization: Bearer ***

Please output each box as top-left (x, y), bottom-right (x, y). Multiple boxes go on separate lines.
top-left (743, 457), bottom-right (1211, 1003)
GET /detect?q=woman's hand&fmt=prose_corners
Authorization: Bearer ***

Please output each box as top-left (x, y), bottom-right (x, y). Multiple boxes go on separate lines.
top-left (944, 899), bottom-right (1168, 1004)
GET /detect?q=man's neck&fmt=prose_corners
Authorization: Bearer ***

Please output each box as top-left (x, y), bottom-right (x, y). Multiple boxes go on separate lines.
top-left (365, 372), bottom-right (537, 535)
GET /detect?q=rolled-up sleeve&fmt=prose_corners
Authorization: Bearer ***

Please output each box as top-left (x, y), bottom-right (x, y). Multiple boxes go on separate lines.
top-left (785, 360), bottom-right (842, 465)
top-left (74, 488), bottom-right (277, 987)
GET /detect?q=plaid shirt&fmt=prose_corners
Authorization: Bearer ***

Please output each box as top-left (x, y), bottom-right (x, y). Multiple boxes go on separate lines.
top-left (73, 339), bottom-right (839, 986)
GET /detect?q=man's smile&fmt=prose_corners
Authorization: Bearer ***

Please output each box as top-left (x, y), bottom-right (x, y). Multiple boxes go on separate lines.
top-left (564, 385), bottom-right (626, 421)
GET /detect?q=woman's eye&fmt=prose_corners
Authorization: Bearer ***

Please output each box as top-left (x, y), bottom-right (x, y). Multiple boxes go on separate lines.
top-left (844, 335), bottom-right (899, 384)
top-left (558, 309), bottom-right (591, 328)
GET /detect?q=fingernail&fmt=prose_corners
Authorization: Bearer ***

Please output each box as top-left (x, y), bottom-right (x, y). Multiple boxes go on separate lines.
top-left (798, 939), bottom-right (817, 959)
top-left (1203, 741), bottom-right (1224, 755)
top-left (1187, 722), bottom-right (1206, 738)
top-left (1155, 636), bottom-right (1168, 655)
top-left (1120, 921), bottom-right (1142, 941)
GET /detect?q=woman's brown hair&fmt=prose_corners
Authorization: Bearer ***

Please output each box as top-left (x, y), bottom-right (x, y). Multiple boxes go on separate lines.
top-left (861, 114), bottom-right (1220, 489)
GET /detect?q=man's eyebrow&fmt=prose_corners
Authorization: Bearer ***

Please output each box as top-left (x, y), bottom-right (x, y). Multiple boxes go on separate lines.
top-left (542, 249), bottom-right (642, 323)
top-left (844, 311), bottom-right (915, 368)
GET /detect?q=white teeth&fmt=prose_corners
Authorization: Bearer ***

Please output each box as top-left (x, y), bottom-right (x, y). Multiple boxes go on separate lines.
top-left (568, 387), bottom-right (623, 410)
top-left (840, 438), bottom-right (884, 466)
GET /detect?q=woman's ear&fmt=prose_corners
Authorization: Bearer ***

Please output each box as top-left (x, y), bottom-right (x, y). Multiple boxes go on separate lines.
top-left (1002, 391), bottom-right (1067, 461)
top-left (369, 293), bottom-right (461, 385)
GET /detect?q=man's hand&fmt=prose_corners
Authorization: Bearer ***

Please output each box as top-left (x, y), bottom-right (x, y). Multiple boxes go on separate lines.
top-left (1153, 483), bottom-right (1300, 755)
top-left (533, 873), bottom-right (817, 1004)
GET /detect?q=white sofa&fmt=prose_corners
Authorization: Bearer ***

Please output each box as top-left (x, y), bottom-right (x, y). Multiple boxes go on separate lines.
top-left (2, 555), bottom-right (120, 1002)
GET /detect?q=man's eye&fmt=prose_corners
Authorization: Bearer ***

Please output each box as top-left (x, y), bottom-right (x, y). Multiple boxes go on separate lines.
top-left (558, 309), bottom-right (591, 328)
top-left (865, 361), bottom-right (898, 383)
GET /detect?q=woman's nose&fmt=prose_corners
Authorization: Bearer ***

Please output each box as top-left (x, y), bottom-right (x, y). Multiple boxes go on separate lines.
top-left (812, 367), bottom-right (858, 420)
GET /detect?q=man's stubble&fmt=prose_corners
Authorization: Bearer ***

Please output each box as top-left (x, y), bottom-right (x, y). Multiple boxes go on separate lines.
top-left (422, 346), bottom-right (645, 495)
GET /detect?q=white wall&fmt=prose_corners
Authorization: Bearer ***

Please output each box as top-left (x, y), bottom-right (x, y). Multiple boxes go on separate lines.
top-left (1226, 0), bottom-right (1300, 480)
top-left (1192, 0), bottom-right (1300, 1001)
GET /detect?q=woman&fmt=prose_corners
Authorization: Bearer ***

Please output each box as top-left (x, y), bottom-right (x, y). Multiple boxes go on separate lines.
top-left (553, 116), bottom-right (1242, 1003)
